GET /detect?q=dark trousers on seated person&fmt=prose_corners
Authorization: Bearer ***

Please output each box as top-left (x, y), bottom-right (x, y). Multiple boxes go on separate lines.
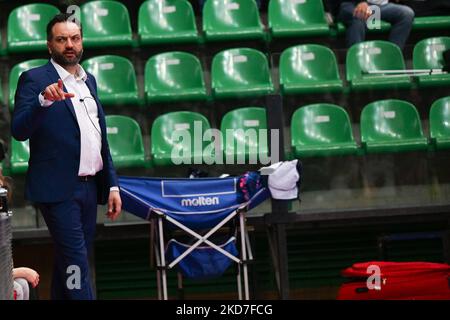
top-left (338, 2), bottom-right (415, 49)
top-left (39, 179), bottom-right (97, 300)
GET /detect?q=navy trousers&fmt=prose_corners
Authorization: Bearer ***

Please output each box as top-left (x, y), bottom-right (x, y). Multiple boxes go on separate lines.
top-left (39, 179), bottom-right (97, 300)
top-left (338, 2), bottom-right (415, 49)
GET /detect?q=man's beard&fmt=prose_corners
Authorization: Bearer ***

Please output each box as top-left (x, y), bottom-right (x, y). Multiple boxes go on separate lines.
top-left (51, 49), bottom-right (83, 67)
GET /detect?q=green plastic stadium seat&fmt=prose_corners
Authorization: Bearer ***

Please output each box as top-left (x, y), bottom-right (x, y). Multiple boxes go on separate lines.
top-left (81, 1), bottom-right (133, 48)
top-left (280, 44), bottom-right (343, 95)
top-left (151, 111), bottom-right (212, 166)
top-left (10, 138), bottom-right (29, 175)
top-left (413, 37), bottom-right (450, 88)
top-left (360, 99), bottom-right (428, 154)
top-left (7, 4), bottom-right (59, 53)
top-left (106, 115), bottom-right (146, 168)
top-left (220, 107), bottom-right (268, 163)
top-left (291, 104), bottom-right (358, 158)
top-left (203, 0), bottom-right (265, 42)
top-left (268, 0), bottom-right (330, 39)
top-left (212, 48), bottom-right (274, 99)
top-left (429, 96), bottom-right (450, 150)
top-left (413, 16), bottom-right (450, 31)
top-left (9, 59), bottom-right (48, 111)
top-left (346, 41), bottom-right (411, 91)
top-left (145, 52), bottom-right (207, 103)
top-left (82, 55), bottom-right (140, 106)
top-left (138, 0), bottom-right (199, 45)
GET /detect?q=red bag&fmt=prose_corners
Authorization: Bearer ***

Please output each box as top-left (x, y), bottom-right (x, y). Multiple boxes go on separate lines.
top-left (337, 261), bottom-right (450, 300)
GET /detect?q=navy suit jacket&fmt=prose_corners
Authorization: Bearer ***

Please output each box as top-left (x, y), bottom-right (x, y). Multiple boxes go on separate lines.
top-left (11, 61), bottom-right (117, 205)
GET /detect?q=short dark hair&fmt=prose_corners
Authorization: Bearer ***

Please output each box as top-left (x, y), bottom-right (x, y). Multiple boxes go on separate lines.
top-left (46, 12), bottom-right (83, 41)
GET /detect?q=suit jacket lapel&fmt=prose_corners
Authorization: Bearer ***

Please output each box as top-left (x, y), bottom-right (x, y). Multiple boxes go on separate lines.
top-left (45, 62), bottom-right (77, 122)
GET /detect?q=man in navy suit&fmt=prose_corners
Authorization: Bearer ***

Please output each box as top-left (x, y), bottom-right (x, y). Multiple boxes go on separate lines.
top-left (11, 13), bottom-right (122, 300)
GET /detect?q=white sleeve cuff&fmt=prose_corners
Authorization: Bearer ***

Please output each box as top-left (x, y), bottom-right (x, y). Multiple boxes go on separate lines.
top-left (110, 186), bottom-right (120, 192)
top-left (39, 93), bottom-right (54, 107)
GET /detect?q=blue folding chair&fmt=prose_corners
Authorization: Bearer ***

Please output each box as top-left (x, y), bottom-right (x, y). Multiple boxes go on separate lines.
top-left (119, 174), bottom-right (269, 300)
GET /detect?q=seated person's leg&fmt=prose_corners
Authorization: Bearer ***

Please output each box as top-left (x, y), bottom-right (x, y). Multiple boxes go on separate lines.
top-left (380, 3), bottom-right (414, 49)
top-left (338, 2), bottom-right (368, 48)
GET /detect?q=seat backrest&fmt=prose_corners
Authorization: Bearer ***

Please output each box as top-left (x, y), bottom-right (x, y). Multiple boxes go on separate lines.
top-left (106, 115), bottom-right (145, 160)
top-left (221, 107), bottom-right (268, 159)
top-left (82, 55), bottom-right (138, 96)
top-left (151, 111), bottom-right (211, 162)
top-left (145, 52), bottom-right (205, 93)
top-left (346, 41), bottom-right (406, 82)
top-left (7, 4), bottom-right (59, 50)
top-left (360, 99), bottom-right (424, 143)
top-left (429, 96), bottom-right (450, 141)
top-left (413, 37), bottom-right (450, 69)
top-left (10, 139), bottom-right (29, 172)
top-left (212, 48), bottom-right (272, 92)
top-left (9, 59), bottom-right (48, 109)
top-left (268, 0), bottom-right (327, 28)
top-left (203, 0), bottom-right (262, 31)
top-left (280, 44), bottom-right (340, 85)
top-left (291, 104), bottom-right (354, 147)
top-left (81, 1), bottom-right (132, 38)
top-left (138, 0), bottom-right (197, 36)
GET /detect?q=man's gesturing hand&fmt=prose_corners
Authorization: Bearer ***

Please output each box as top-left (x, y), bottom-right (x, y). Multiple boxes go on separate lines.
top-left (43, 79), bottom-right (75, 101)
top-left (353, 2), bottom-right (372, 21)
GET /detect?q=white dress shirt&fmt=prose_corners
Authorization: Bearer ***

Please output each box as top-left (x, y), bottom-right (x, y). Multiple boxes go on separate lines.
top-left (39, 59), bottom-right (118, 192)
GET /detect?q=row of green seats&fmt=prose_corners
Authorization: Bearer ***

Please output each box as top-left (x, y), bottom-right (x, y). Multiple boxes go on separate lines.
top-left (292, 98), bottom-right (450, 158)
top-left (4, 38), bottom-right (449, 109)
top-left (7, 97), bottom-right (450, 174)
top-left (281, 38), bottom-right (450, 94)
top-left (6, 49), bottom-right (273, 109)
top-left (7, 107), bottom-right (268, 172)
top-left (3, 0), bottom-right (450, 54)
top-left (346, 39), bottom-right (450, 91)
